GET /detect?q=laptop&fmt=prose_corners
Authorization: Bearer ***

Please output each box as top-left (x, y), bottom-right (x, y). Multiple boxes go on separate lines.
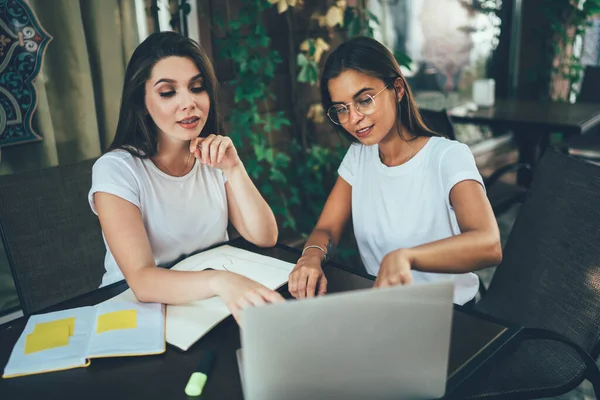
top-left (238, 281), bottom-right (454, 400)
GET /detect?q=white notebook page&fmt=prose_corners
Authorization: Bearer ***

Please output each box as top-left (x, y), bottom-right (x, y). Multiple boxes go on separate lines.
top-left (87, 301), bottom-right (165, 358)
top-left (166, 246), bottom-right (295, 351)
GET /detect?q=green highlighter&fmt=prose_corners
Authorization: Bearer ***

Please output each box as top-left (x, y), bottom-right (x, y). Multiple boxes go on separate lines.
top-left (185, 350), bottom-right (216, 397)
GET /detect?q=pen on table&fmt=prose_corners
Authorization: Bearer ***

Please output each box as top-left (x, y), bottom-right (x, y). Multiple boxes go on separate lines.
top-left (185, 350), bottom-right (216, 397)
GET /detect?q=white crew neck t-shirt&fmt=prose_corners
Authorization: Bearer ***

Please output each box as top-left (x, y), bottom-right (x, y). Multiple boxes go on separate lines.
top-left (338, 136), bottom-right (484, 305)
top-left (88, 149), bottom-right (229, 287)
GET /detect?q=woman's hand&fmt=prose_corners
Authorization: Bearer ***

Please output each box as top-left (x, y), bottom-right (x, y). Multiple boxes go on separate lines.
top-left (211, 271), bottom-right (284, 324)
top-left (190, 134), bottom-right (240, 171)
top-left (374, 249), bottom-right (414, 288)
top-left (288, 252), bottom-right (328, 299)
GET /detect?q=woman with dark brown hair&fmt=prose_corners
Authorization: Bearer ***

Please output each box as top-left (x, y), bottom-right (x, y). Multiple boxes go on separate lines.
top-left (89, 32), bottom-right (282, 323)
top-left (288, 36), bottom-right (501, 305)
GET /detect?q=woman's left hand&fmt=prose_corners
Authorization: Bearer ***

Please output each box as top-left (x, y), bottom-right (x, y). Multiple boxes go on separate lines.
top-left (374, 249), bottom-right (414, 288)
top-left (190, 134), bottom-right (241, 171)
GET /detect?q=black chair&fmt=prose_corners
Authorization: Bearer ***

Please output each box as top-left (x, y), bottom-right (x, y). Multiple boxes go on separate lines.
top-left (451, 149), bottom-right (600, 399)
top-left (578, 65), bottom-right (600, 103)
top-left (419, 108), bottom-right (530, 216)
top-left (566, 66), bottom-right (600, 163)
top-left (0, 158), bottom-right (106, 315)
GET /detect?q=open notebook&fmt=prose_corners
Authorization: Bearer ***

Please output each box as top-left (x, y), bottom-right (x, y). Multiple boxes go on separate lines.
top-left (3, 301), bottom-right (165, 378)
top-left (107, 245), bottom-right (295, 351)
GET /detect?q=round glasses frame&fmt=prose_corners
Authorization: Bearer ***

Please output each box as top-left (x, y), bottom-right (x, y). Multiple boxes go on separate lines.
top-left (327, 85), bottom-right (391, 125)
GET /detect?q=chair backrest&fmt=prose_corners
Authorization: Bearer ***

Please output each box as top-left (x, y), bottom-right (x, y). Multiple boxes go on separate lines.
top-left (0, 158), bottom-right (105, 315)
top-left (578, 65), bottom-right (600, 103)
top-left (418, 108), bottom-right (456, 140)
top-left (476, 149), bottom-right (600, 355)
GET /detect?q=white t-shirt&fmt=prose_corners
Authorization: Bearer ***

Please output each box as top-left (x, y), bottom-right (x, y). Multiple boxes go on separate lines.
top-left (338, 136), bottom-right (483, 305)
top-left (88, 149), bottom-right (229, 287)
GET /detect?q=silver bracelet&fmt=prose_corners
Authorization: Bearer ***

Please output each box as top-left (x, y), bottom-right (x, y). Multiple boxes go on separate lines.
top-left (302, 245), bottom-right (327, 261)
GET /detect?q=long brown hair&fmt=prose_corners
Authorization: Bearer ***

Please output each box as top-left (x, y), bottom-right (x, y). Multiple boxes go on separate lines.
top-left (108, 31), bottom-right (221, 157)
top-left (320, 36), bottom-right (441, 142)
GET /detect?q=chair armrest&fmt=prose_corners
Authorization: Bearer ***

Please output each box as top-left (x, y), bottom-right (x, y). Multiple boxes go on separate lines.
top-left (566, 132), bottom-right (600, 160)
top-left (522, 328), bottom-right (600, 385)
top-left (483, 163), bottom-right (532, 188)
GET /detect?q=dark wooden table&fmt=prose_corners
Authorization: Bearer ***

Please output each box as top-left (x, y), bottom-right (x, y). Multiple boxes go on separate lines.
top-left (0, 239), bottom-right (521, 400)
top-left (449, 100), bottom-right (600, 184)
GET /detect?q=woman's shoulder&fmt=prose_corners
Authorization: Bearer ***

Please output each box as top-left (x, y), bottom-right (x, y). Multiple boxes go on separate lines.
top-left (344, 142), bottom-right (372, 159)
top-left (425, 136), bottom-right (472, 159)
top-left (94, 149), bottom-right (145, 177)
top-left (427, 135), bottom-right (462, 150)
top-left (96, 149), bottom-right (141, 166)
top-left (339, 143), bottom-right (377, 174)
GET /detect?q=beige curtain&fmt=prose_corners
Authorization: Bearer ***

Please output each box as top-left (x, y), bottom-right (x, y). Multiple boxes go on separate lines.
top-left (0, 0), bottom-right (139, 174)
top-left (0, 0), bottom-right (140, 314)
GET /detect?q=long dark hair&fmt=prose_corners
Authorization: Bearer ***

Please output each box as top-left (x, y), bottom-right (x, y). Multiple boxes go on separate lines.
top-left (320, 36), bottom-right (441, 142)
top-left (108, 31), bottom-right (220, 157)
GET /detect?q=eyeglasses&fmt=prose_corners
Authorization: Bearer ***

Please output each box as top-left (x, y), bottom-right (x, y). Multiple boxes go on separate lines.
top-left (327, 85), bottom-right (391, 125)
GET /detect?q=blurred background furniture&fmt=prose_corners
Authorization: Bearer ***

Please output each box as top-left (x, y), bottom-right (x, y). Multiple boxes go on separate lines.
top-left (420, 108), bottom-right (530, 216)
top-left (451, 149), bottom-right (600, 399)
top-left (448, 100), bottom-right (600, 185)
top-left (0, 158), bottom-right (105, 315)
top-left (565, 65), bottom-right (600, 166)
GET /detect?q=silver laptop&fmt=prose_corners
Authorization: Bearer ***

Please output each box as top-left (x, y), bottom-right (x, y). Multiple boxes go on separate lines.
top-left (238, 281), bottom-right (454, 400)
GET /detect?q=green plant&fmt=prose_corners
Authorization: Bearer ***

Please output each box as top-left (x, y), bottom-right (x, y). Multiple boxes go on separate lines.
top-left (216, 1), bottom-right (297, 229)
top-left (297, 38), bottom-right (328, 86)
top-left (346, 0), bottom-right (378, 37)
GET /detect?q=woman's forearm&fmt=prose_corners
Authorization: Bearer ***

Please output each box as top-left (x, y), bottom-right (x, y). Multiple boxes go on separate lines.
top-left (301, 228), bottom-right (338, 263)
top-left (223, 162), bottom-right (278, 246)
top-left (128, 267), bottom-right (228, 304)
top-left (403, 230), bottom-right (502, 274)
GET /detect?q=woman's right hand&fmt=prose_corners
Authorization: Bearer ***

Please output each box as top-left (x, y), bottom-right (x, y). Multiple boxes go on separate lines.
top-left (288, 253), bottom-right (328, 299)
top-left (211, 271), bottom-right (284, 324)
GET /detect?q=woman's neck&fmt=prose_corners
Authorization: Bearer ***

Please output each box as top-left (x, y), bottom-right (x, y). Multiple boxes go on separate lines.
top-left (153, 135), bottom-right (194, 176)
top-left (378, 125), bottom-right (418, 167)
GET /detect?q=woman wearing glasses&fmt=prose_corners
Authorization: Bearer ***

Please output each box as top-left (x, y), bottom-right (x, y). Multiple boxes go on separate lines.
top-left (288, 37), bottom-right (501, 305)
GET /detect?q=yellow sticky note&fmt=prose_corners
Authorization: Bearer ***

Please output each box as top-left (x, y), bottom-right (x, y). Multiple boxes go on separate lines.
top-left (96, 309), bottom-right (137, 334)
top-left (33, 317), bottom-right (76, 337)
top-left (24, 325), bottom-right (70, 355)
